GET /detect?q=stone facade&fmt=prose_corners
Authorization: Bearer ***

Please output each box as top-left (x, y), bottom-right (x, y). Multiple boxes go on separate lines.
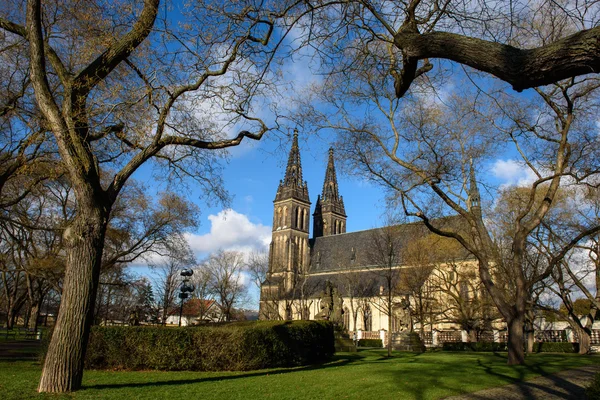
top-left (259, 131), bottom-right (483, 335)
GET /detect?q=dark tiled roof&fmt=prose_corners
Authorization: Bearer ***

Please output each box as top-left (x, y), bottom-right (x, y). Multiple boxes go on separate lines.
top-left (309, 215), bottom-right (472, 273)
top-left (298, 266), bottom-right (435, 299)
top-left (168, 299), bottom-right (216, 317)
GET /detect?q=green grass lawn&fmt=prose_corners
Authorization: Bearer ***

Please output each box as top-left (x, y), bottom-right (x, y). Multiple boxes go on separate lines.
top-left (1, 350), bottom-right (597, 400)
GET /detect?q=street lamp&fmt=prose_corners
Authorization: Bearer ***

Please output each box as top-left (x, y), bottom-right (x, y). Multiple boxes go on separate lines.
top-left (178, 269), bottom-right (194, 327)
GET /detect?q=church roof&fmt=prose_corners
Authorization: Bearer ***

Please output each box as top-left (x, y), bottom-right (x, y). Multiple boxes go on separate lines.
top-left (308, 215), bottom-right (472, 274)
top-left (301, 267), bottom-right (430, 299)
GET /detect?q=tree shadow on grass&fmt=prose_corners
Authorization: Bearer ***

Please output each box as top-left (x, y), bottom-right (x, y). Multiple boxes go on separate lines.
top-left (83, 353), bottom-right (365, 390)
top-left (468, 356), bottom-right (597, 399)
top-left (357, 351), bottom-right (595, 400)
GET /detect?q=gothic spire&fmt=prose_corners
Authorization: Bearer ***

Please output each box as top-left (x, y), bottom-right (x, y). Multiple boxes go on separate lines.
top-left (320, 148), bottom-right (345, 215)
top-left (283, 129), bottom-right (303, 187)
top-left (275, 129), bottom-right (309, 203)
top-left (467, 159), bottom-right (481, 213)
top-left (322, 148), bottom-right (340, 202)
top-left (313, 147), bottom-right (346, 238)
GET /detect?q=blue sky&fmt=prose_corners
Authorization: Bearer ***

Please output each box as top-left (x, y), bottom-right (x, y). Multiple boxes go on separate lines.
top-left (130, 123), bottom-right (534, 309)
top-left (124, 6), bottom-right (550, 310)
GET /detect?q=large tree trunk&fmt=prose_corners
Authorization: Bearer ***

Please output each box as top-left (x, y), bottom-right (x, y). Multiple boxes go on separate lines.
top-left (38, 207), bottom-right (108, 392)
top-left (387, 295), bottom-right (392, 357)
top-left (578, 327), bottom-right (591, 355)
top-left (525, 319), bottom-right (535, 354)
top-left (507, 314), bottom-right (525, 365)
top-left (28, 299), bottom-right (41, 331)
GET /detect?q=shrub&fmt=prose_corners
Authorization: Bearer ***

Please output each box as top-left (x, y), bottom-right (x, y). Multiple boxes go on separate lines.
top-left (532, 342), bottom-right (578, 353)
top-left (84, 320), bottom-right (334, 371)
top-left (358, 339), bottom-right (383, 348)
top-left (442, 342), bottom-right (507, 352)
top-left (586, 372), bottom-right (600, 400)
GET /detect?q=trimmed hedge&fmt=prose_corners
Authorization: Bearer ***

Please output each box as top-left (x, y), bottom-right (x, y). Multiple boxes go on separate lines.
top-left (358, 339), bottom-right (383, 348)
top-left (84, 320), bottom-right (334, 371)
top-left (532, 342), bottom-right (578, 353)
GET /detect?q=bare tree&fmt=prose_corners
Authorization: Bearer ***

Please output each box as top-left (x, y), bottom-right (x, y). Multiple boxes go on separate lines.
top-left (152, 244), bottom-right (195, 325)
top-left (0, 0), bottom-right (290, 391)
top-left (248, 250), bottom-right (282, 320)
top-left (289, 1), bottom-right (600, 98)
top-left (190, 265), bottom-right (215, 323)
top-left (401, 234), bottom-right (442, 339)
top-left (368, 221), bottom-right (405, 357)
top-left (301, 59), bottom-right (600, 365)
top-left (528, 186), bottom-right (600, 354)
top-left (203, 250), bottom-right (248, 322)
top-left (338, 268), bottom-right (376, 332)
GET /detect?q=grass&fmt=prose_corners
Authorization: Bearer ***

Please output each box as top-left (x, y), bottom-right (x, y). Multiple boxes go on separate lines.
top-left (0, 350), bottom-right (597, 400)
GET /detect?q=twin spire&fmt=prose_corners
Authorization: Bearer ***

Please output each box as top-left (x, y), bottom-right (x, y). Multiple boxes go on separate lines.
top-left (467, 159), bottom-right (481, 216)
top-left (318, 147), bottom-right (346, 216)
top-left (275, 129), bottom-right (310, 203)
top-left (275, 130), bottom-right (346, 237)
top-left (283, 130), bottom-right (304, 188)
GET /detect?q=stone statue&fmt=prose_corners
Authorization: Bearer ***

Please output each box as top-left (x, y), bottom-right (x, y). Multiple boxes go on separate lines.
top-left (315, 281), bottom-right (344, 325)
top-left (398, 296), bottom-right (412, 332)
top-left (129, 309), bottom-right (140, 326)
top-left (330, 286), bottom-right (344, 325)
top-left (315, 283), bottom-right (333, 320)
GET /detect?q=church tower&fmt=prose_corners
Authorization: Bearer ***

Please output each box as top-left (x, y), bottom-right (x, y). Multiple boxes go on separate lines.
top-left (467, 159), bottom-right (482, 219)
top-left (268, 130), bottom-right (311, 292)
top-left (313, 148), bottom-right (346, 238)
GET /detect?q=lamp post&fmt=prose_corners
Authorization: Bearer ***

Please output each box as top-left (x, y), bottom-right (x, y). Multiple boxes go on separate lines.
top-left (178, 269), bottom-right (194, 327)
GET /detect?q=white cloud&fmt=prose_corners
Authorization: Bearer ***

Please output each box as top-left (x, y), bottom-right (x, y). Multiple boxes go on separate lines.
top-left (491, 159), bottom-right (537, 187)
top-left (185, 209), bottom-right (271, 256)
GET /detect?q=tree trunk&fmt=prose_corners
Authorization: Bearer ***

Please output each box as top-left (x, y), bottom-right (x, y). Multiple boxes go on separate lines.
top-left (38, 208), bottom-right (108, 393)
top-left (526, 330), bottom-right (534, 354)
top-left (525, 320), bottom-right (535, 354)
top-left (507, 314), bottom-right (525, 365)
top-left (578, 328), bottom-right (591, 355)
top-left (387, 295), bottom-right (392, 357)
top-left (6, 308), bottom-right (14, 329)
top-left (468, 330), bottom-right (477, 343)
top-left (28, 301), bottom-right (40, 330)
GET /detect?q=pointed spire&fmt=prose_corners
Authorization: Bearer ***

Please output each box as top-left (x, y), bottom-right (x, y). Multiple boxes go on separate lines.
top-left (313, 148), bottom-right (346, 238)
top-left (283, 129), bottom-right (303, 188)
top-left (275, 129), bottom-right (309, 203)
top-left (319, 148), bottom-right (345, 215)
top-left (322, 148), bottom-right (340, 202)
top-left (467, 158), bottom-right (481, 212)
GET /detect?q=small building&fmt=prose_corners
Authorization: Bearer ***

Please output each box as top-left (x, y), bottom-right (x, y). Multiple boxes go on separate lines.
top-left (165, 299), bottom-right (221, 326)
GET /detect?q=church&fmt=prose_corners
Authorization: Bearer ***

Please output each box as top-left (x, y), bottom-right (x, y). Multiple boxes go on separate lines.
top-left (259, 131), bottom-right (488, 341)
